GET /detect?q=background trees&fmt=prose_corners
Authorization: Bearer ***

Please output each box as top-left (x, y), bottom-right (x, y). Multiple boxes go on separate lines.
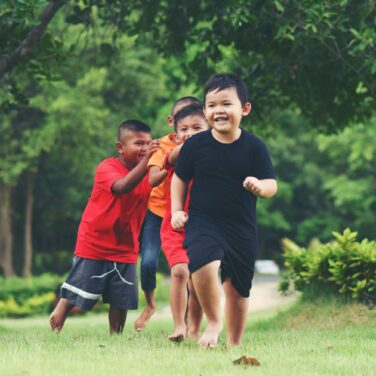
top-left (0, 1), bottom-right (375, 276)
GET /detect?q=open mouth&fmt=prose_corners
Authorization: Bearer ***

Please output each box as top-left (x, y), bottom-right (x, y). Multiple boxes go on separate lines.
top-left (214, 116), bottom-right (228, 122)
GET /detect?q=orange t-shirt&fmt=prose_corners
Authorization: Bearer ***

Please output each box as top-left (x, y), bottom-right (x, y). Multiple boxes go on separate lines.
top-left (147, 134), bottom-right (177, 217)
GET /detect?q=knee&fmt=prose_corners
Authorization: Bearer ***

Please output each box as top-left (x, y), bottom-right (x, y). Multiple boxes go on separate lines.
top-left (171, 265), bottom-right (189, 282)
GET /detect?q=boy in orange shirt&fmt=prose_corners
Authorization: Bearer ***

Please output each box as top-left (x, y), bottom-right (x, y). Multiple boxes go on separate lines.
top-left (135, 97), bottom-right (202, 332)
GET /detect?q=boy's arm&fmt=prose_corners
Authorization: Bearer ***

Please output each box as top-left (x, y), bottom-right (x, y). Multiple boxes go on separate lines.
top-left (149, 166), bottom-right (168, 187)
top-left (112, 140), bottom-right (160, 194)
top-left (167, 144), bottom-right (183, 166)
top-left (243, 177), bottom-right (277, 198)
top-left (171, 173), bottom-right (189, 230)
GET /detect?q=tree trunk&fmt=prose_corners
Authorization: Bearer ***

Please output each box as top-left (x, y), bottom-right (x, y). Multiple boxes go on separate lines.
top-left (0, 182), bottom-right (15, 277)
top-left (23, 171), bottom-right (34, 278)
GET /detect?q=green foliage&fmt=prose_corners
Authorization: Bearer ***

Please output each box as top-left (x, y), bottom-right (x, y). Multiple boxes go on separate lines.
top-left (0, 273), bottom-right (63, 317)
top-left (280, 229), bottom-right (376, 305)
top-left (128, 0), bottom-right (376, 130)
top-left (258, 112), bottom-right (376, 258)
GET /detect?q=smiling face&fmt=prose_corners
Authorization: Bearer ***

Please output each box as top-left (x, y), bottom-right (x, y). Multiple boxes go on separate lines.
top-left (167, 99), bottom-right (201, 127)
top-left (116, 129), bottom-right (152, 169)
top-left (204, 87), bottom-right (251, 137)
top-left (175, 114), bottom-right (209, 144)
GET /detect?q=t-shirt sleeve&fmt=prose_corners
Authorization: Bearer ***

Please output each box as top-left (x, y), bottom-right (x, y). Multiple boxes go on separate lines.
top-left (174, 139), bottom-right (194, 182)
top-left (148, 148), bottom-right (164, 170)
top-left (252, 138), bottom-right (276, 180)
top-left (95, 160), bottom-right (126, 193)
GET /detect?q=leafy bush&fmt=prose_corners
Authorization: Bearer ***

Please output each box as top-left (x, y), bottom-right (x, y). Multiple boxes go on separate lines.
top-left (0, 273), bottom-right (64, 318)
top-left (280, 229), bottom-right (376, 305)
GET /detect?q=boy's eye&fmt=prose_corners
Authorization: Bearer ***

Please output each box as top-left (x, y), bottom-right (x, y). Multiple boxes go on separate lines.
top-left (224, 102), bottom-right (232, 106)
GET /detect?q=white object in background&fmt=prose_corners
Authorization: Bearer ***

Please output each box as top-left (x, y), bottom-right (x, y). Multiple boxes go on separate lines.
top-left (255, 260), bottom-right (280, 275)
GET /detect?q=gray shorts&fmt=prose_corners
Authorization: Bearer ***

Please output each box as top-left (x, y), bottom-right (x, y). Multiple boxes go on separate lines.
top-left (60, 257), bottom-right (138, 311)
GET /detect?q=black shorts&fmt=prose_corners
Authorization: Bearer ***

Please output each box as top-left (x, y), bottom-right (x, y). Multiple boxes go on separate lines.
top-left (60, 257), bottom-right (138, 311)
top-left (184, 222), bottom-right (256, 298)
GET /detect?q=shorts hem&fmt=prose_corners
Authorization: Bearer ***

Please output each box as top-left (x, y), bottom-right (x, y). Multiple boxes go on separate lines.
top-left (189, 254), bottom-right (222, 274)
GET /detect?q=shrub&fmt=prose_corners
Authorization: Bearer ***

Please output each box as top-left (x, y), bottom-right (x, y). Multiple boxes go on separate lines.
top-left (0, 274), bottom-right (64, 318)
top-left (280, 229), bottom-right (376, 305)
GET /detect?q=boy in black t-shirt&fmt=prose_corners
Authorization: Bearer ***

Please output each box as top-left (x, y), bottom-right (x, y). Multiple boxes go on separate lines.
top-left (171, 73), bottom-right (277, 348)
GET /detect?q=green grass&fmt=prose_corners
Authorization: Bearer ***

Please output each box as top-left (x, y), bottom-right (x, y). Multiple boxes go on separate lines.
top-left (0, 297), bottom-right (375, 376)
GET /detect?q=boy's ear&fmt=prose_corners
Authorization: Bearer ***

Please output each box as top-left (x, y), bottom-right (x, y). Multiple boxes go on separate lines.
top-left (115, 141), bottom-right (123, 153)
top-left (242, 102), bottom-right (252, 116)
top-left (167, 115), bottom-right (174, 127)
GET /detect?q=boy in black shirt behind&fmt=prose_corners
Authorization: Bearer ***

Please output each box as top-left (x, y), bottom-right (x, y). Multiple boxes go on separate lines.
top-left (171, 73), bottom-right (277, 348)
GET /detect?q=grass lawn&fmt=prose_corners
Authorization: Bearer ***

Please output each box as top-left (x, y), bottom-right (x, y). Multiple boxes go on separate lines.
top-left (0, 297), bottom-right (375, 376)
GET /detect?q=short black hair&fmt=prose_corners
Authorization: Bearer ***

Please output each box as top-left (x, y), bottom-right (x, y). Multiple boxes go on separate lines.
top-left (171, 96), bottom-right (202, 115)
top-left (204, 73), bottom-right (249, 106)
top-left (118, 120), bottom-right (151, 140)
top-left (173, 104), bottom-right (207, 132)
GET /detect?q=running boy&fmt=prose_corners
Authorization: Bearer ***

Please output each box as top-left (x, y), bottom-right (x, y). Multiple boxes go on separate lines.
top-left (160, 104), bottom-right (208, 342)
top-left (171, 74), bottom-right (277, 348)
top-left (135, 97), bottom-right (202, 332)
top-left (49, 120), bottom-right (159, 334)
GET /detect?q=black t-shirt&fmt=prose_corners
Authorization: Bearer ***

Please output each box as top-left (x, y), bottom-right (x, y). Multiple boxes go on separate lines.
top-left (175, 129), bottom-right (275, 238)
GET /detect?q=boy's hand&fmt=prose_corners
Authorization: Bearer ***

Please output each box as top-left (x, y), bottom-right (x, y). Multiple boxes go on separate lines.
top-left (243, 176), bottom-right (263, 196)
top-left (171, 210), bottom-right (188, 230)
top-left (146, 139), bottom-right (160, 159)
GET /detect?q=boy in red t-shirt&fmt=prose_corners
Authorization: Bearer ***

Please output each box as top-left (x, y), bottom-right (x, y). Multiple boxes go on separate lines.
top-left (49, 120), bottom-right (159, 334)
top-left (160, 104), bottom-right (209, 341)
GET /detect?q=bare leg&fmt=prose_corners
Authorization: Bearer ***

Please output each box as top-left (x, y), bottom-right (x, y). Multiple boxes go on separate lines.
top-left (109, 305), bottom-right (127, 334)
top-left (223, 278), bottom-right (249, 346)
top-left (168, 263), bottom-right (189, 341)
top-left (191, 261), bottom-right (223, 349)
top-left (49, 298), bottom-right (74, 332)
top-left (134, 290), bottom-right (157, 332)
top-left (186, 277), bottom-right (203, 339)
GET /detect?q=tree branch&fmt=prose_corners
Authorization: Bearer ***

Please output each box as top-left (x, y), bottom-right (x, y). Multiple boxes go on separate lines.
top-left (0, 1), bottom-right (64, 78)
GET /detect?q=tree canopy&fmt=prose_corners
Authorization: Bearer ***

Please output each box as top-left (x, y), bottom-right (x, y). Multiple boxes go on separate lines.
top-left (1, 1), bottom-right (375, 130)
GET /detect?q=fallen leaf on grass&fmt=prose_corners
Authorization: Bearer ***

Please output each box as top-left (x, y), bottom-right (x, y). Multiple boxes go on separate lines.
top-left (233, 356), bottom-right (261, 366)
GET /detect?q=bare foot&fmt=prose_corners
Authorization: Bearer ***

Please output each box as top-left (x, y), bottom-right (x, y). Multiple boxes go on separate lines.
top-left (134, 305), bottom-right (156, 332)
top-left (49, 298), bottom-right (74, 333)
top-left (198, 322), bottom-right (223, 349)
top-left (187, 329), bottom-right (201, 340)
top-left (168, 325), bottom-right (186, 342)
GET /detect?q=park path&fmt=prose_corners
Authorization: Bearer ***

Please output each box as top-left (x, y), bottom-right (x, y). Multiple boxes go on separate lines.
top-left (240, 274), bottom-right (296, 313)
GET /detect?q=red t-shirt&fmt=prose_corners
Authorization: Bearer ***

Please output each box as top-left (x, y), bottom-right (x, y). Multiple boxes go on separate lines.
top-left (75, 157), bottom-right (152, 263)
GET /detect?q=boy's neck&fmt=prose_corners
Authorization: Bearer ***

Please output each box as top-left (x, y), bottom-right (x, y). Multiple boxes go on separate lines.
top-left (211, 128), bottom-right (241, 144)
top-left (118, 157), bottom-right (135, 170)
